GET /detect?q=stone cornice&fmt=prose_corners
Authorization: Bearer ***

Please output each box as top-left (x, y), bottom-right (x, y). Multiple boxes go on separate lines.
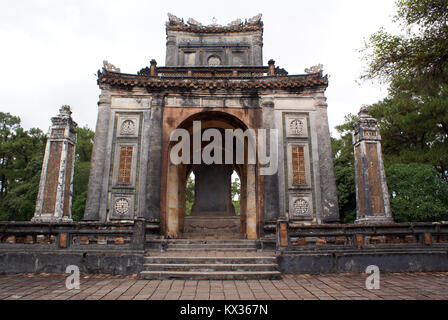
top-left (97, 69), bottom-right (327, 92)
top-left (98, 73), bottom-right (328, 90)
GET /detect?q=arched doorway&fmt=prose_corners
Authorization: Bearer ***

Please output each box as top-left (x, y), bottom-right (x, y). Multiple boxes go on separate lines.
top-left (164, 111), bottom-right (259, 240)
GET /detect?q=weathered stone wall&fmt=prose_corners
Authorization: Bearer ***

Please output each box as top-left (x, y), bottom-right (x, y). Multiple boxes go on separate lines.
top-left (1, 222), bottom-right (447, 274)
top-left (166, 30), bottom-right (263, 67)
top-left (264, 89), bottom-right (339, 226)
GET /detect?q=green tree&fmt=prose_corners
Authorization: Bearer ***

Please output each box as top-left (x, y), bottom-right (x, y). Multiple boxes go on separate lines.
top-left (0, 113), bottom-right (46, 221)
top-left (0, 112), bottom-right (21, 197)
top-left (386, 163), bottom-right (448, 222)
top-left (185, 175), bottom-right (195, 216)
top-left (71, 126), bottom-right (94, 221)
top-left (331, 114), bottom-right (358, 223)
top-left (231, 176), bottom-right (240, 216)
top-left (361, 0), bottom-right (448, 177)
top-left (361, 0), bottom-right (448, 92)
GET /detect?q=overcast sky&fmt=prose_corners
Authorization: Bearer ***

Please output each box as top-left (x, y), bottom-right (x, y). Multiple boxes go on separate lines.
top-left (0, 0), bottom-right (398, 135)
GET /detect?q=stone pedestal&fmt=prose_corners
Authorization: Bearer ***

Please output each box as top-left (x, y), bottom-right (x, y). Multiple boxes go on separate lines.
top-left (183, 216), bottom-right (242, 236)
top-left (33, 106), bottom-right (77, 222)
top-left (353, 107), bottom-right (393, 224)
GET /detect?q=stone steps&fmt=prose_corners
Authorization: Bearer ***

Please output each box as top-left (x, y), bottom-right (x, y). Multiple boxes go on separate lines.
top-left (139, 270), bottom-right (281, 280)
top-left (181, 233), bottom-right (245, 240)
top-left (143, 263), bottom-right (278, 272)
top-left (143, 256), bottom-right (277, 264)
top-left (140, 240), bottom-right (280, 279)
top-left (164, 239), bottom-right (259, 251)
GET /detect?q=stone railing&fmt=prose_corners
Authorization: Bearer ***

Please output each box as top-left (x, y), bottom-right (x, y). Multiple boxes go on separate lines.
top-left (0, 221), bottom-right (146, 251)
top-left (278, 222), bottom-right (448, 251)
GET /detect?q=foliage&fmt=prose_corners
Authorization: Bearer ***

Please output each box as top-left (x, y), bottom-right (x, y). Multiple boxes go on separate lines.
top-left (331, 115), bottom-right (357, 224)
top-left (72, 191), bottom-right (88, 222)
top-left (231, 177), bottom-right (240, 215)
top-left (185, 175), bottom-right (195, 216)
top-left (367, 88), bottom-right (448, 175)
top-left (71, 126), bottom-right (94, 221)
top-left (361, 0), bottom-right (448, 93)
top-left (386, 163), bottom-right (448, 222)
top-left (325, 0), bottom-right (448, 224)
top-left (0, 112), bottom-right (46, 221)
top-left (361, 0), bottom-right (448, 178)
top-left (183, 173), bottom-right (241, 216)
top-left (0, 113), bottom-right (93, 222)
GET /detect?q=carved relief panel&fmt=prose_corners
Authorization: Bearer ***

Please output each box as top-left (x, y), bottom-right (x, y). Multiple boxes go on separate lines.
top-left (110, 194), bottom-right (135, 220)
top-left (283, 113), bottom-right (314, 221)
top-left (110, 113), bottom-right (141, 220)
top-left (289, 194), bottom-right (313, 220)
top-left (286, 143), bottom-right (311, 189)
top-left (285, 115), bottom-right (308, 138)
top-left (116, 115), bottom-right (139, 138)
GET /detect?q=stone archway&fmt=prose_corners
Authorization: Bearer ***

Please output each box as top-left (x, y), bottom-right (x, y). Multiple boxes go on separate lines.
top-left (163, 111), bottom-right (259, 240)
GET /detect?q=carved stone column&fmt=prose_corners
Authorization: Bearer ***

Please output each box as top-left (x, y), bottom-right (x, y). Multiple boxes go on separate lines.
top-left (33, 106), bottom-right (77, 222)
top-left (146, 94), bottom-right (164, 221)
top-left (252, 33), bottom-right (263, 66)
top-left (353, 107), bottom-right (393, 224)
top-left (84, 89), bottom-right (112, 221)
top-left (246, 164), bottom-right (257, 240)
top-left (314, 92), bottom-right (340, 223)
top-left (261, 99), bottom-right (280, 221)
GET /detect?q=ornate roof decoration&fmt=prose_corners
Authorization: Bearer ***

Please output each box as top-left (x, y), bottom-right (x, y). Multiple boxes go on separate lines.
top-left (275, 66), bottom-right (288, 76)
top-left (305, 64), bottom-right (323, 74)
top-left (97, 69), bottom-right (327, 91)
top-left (167, 13), bottom-right (183, 25)
top-left (51, 105), bottom-right (78, 129)
top-left (166, 13), bottom-right (263, 33)
top-left (247, 13), bottom-right (262, 25)
top-left (187, 17), bottom-right (203, 26)
top-left (227, 18), bottom-right (242, 27)
top-left (103, 60), bottom-right (120, 72)
top-left (353, 106), bottom-right (379, 135)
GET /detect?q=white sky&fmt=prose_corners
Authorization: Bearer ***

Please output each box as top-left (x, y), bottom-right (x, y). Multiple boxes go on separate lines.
top-left (0, 0), bottom-right (397, 136)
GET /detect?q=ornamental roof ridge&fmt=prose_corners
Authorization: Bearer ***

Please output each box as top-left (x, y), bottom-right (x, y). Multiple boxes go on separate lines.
top-left (166, 13), bottom-right (263, 33)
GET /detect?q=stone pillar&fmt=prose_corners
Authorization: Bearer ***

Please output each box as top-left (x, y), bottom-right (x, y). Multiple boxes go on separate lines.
top-left (166, 163), bottom-right (179, 238)
top-left (146, 94), bottom-right (164, 220)
top-left (33, 105), bottom-right (77, 222)
top-left (84, 89), bottom-right (111, 220)
top-left (268, 59), bottom-right (275, 76)
top-left (353, 107), bottom-right (393, 224)
top-left (246, 164), bottom-right (257, 240)
top-left (150, 59), bottom-right (158, 76)
top-left (315, 92), bottom-right (340, 223)
top-left (261, 100), bottom-right (280, 221)
top-left (165, 34), bottom-right (177, 66)
top-left (252, 33), bottom-right (263, 66)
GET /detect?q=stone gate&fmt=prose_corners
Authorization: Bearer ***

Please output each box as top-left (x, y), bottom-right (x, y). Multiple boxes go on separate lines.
top-left (1, 14), bottom-right (447, 277)
top-left (80, 13), bottom-right (340, 240)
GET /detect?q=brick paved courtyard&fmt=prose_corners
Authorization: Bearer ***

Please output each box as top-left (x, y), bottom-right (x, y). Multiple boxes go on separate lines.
top-left (0, 272), bottom-right (447, 300)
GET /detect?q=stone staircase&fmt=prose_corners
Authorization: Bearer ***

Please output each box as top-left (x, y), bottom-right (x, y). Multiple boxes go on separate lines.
top-left (139, 240), bottom-right (281, 280)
